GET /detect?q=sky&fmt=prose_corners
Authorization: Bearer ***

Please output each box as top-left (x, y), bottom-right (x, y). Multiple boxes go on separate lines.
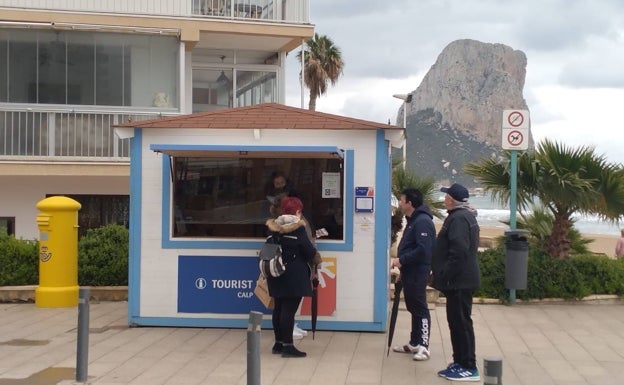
top-left (284, 0), bottom-right (624, 165)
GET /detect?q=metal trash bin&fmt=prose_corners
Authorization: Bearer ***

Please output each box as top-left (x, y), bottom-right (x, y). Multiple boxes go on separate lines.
top-left (504, 229), bottom-right (530, 290)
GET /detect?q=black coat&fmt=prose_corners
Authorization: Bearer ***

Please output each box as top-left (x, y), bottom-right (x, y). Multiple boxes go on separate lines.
top-left (431, 206), bottom-right (481, 291)
top-left (265, 216), bottom-right (317, 298)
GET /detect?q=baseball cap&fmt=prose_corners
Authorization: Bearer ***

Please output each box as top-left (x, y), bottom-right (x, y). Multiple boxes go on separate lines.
top-left (440, 183), bottom-right (469, 202)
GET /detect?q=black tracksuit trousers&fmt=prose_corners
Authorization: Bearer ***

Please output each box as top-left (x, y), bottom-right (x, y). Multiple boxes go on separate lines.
top-left (403, 271), bottom-right (431, 348)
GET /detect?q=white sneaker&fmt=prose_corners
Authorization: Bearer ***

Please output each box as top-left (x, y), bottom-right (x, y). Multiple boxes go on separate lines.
top-left (292, 329), bottom-right (304, 340)
top-left (294, 323), bottom-right (308, 337)
top-left (412, 345), bottom-right (430, 361)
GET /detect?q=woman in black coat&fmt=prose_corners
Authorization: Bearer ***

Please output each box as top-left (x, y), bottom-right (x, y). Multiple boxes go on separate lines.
top-left (265, 196), bottom-right (316, 358)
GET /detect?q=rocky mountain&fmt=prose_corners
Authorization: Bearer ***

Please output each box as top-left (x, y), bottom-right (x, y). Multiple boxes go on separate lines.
top-left (398, 39), bottom-right (531, 186)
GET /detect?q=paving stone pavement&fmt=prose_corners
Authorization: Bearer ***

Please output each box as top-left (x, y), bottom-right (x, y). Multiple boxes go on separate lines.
top-left (1, 300), bottom-right (623, 385)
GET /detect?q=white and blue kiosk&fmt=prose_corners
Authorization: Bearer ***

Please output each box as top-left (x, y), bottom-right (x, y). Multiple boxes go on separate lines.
top-left (114, 103), bottom-right (404, 332)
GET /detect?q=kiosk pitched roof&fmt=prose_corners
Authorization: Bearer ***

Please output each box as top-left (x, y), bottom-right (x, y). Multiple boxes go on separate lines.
top-left (117, 103), bottom-right (402, 130)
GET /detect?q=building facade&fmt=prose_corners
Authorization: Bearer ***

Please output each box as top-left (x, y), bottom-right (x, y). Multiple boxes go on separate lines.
top-left (0, 0), bottom-right (312, 239)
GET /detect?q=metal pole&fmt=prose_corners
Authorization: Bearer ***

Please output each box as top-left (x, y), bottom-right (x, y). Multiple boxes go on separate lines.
top-left (76, 287), bottom-right (90, 382)
top-left (509, 150), bottom-right (518, 304)
top-left (402, 102), bottom-right (407, 169)
top-left (393, 94), bottom-right (411, 170)
top-left (300, 40), bottom-right (305, 109)
top-left (247, 311), bottom-right (263, 385)
top-left (402, 101), bottom-right (406, 129)
top-left (484, 357), bottom-right (503, 385)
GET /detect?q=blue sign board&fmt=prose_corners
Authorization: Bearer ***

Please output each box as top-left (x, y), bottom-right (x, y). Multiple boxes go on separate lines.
top-left (354, 186), bottom-right (374, 213)
top-left (178, 255), bottom-right (270, 314)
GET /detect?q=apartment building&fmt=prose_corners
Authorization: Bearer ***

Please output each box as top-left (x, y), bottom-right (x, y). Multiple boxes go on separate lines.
top-left (0, 0), bottom-right (313, 240)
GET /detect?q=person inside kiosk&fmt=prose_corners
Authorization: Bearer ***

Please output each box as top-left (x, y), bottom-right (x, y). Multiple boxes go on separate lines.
top-left (171, 155), bottom-right (345, 240)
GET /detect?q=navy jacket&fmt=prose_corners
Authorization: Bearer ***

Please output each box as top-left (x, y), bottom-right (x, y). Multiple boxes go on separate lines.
top-left (431, 206), bottom-right (481, 291)
top-left (397, 205), bottom-right (436, 278)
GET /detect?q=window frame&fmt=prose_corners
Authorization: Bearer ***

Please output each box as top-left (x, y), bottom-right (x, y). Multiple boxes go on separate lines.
top-left (155, 145), bottom-right (354, 252)
top-left (0, 28), bottom-right (179, 108)
top-left (0, 217), bottom-right (15, 236)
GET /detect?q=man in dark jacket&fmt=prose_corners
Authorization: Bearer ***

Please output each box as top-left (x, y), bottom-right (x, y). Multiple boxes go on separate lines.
top-left (431, 183), bottom-right (481, 382)
top-left (390, 188), bottom-right (436, 361)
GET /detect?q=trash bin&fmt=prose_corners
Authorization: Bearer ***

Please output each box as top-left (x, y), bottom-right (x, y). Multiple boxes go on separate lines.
top-left (504, 229), bottom-right (529, 290)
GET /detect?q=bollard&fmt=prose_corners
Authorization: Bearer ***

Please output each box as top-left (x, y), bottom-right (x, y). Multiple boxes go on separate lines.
top-left (76, 287), bottom-right (90, 383)
top-left (247, 311), bottom-right (263, 385)
top-left (483, 357), bottom-right (503, 385)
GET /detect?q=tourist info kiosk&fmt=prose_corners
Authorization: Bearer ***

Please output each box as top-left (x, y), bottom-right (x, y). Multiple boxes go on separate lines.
top-left (115, 103), bottom-right (404, 331)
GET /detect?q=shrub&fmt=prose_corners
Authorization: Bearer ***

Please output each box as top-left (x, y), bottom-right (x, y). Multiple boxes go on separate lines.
top-left (474, 247), bottom-right (506, 300)
top-left (522, 253), bottom-right (589, 300)
top-left (78, 224), bottom-right (129, 286)
top-left (0, 232), bottom-right (39, 286)
top-left (571, 255), bottom-right (624, 295)
top-left (475, 247), bottom-right (623, 301)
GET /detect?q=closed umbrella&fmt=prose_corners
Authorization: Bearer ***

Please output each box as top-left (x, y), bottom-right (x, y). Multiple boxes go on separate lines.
top-left (311, 266), bottom-right (319, 339)
top-left (386, 276), bottom-right (403, 356)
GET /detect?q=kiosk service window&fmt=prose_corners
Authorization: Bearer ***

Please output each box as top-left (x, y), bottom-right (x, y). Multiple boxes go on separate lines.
top-left (171, 155), bottom-right (344, 240)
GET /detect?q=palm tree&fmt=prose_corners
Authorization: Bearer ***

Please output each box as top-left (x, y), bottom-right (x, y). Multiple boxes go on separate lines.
top-left (464, 139), bottom-right (624, 259)
top-left (390, 167), bottom-right (444, 255)
top-left (297, 33), bottom-right (344, 111)
top-left (392, 167), bottom-right (444, 217)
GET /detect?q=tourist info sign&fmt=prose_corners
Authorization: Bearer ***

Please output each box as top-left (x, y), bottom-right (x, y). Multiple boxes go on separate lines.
top-left (501, 109), bottom-right (530, 150)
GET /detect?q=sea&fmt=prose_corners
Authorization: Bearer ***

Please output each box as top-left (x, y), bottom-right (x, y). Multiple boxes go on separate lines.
top-left (437, 192), bottom-right (621, 236)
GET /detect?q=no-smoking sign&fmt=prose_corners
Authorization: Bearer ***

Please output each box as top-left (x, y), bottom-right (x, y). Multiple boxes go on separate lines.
top-left (501, 109), bottom-right (530, 150)
top-left (502, 109), bottom-right (529, 129)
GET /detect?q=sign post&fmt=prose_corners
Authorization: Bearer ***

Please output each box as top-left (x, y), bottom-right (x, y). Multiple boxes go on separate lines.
top-left (501, 109), bottom-right (529, 304)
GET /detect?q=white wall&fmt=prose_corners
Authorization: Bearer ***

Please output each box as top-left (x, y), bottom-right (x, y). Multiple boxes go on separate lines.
top-left (138, 128), bottom-right (381, 323)
top-left (0, 175), bottom-right (128, 240)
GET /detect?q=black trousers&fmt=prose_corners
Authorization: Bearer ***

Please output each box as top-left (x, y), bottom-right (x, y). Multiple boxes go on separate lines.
top-left (444, 289), bottom-right (476, 369)
top-left (403, 271), bottom-right (431, 347)
top-left (272, 296), bottom-right (302, 344)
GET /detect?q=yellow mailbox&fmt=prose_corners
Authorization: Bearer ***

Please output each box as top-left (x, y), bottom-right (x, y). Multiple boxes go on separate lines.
top-left (35, 196), bottom-right (81, 307)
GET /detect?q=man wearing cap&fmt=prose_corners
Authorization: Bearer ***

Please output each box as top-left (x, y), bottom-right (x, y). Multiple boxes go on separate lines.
top-left (431, 183), bottom-right (481, 382)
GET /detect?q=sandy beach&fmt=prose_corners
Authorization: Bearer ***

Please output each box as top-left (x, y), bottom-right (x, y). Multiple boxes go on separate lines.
top-left (477, 225), bottom-right (619, 258)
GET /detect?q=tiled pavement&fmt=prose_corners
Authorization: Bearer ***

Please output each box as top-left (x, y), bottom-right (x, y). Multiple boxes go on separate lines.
top-left (1, 300), bottom-right (623, 385)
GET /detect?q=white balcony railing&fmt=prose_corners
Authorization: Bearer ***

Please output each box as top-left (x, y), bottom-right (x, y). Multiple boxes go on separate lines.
top-left (0, 0), bottom-right (309, 24)
top-left (0, 108), bottom-right (174, 158)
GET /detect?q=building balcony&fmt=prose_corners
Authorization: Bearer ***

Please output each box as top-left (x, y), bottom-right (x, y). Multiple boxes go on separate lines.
top-left (0, 106), bottom-right (176, 160)
top-left (0, 0), bottom-right (309, 24)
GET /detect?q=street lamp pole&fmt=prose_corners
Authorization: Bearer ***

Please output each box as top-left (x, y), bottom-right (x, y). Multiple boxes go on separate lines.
top-left (392, 93), bottom-right (412, 169)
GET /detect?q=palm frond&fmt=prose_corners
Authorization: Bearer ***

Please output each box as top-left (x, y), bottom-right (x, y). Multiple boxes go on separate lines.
top-left (465, 138), bottom-right (624, 258)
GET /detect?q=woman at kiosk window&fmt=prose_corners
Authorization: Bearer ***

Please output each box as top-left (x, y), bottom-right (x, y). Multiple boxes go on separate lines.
top-left (266, 196), bottom-right (317, 358)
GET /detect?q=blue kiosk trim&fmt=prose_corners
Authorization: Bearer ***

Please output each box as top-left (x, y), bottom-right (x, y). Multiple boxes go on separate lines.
top-left (373, 130), bottom-right (392, 332)
top-left (128, 129), bottom-right (142, 324)
top-left (128, 131), bottom-right (393, 332)
top-left (153, 144), bottom-right (355, 252)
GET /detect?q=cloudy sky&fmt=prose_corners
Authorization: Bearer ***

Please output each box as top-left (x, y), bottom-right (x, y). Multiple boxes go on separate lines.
top-left (284, 0), bottom-right (624, 165)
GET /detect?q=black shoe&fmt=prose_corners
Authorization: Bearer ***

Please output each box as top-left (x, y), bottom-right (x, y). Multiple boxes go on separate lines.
top-left (281, 344), bottom-right (306, 358)
top-left (271, 342), bottom-right (283, 354)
